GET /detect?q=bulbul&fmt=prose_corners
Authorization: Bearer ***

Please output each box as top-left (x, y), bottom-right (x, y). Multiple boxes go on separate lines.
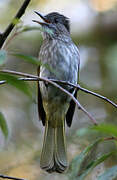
top-left (33, 12), bottom-right (80, 173)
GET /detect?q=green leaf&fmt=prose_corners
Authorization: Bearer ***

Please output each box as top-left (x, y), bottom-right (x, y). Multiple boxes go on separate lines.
top-left (12, 53), bottom-right (56, 74)
top-left (0, 112), bottom-right (8, 138)
top-left (0, 73), bottom-right (31, 98)
top-left (0, 50), bottom-right (7, 65)
top-left (67, 138), bottom-right (103, 179)
top-left (78, 151), bottom-right (115, 180)
top-left (91, 124), bottom-right (117, 137)
top-left (13, 54), bottom-right (39, 66)
top-left (67, 138), bottom-right (115, 180)
top-left (97, 165), bottom-right (117, 180)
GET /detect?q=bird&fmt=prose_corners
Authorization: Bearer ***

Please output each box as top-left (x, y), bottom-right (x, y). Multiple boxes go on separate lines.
top-left (33, 11), bottom-right (80, 173)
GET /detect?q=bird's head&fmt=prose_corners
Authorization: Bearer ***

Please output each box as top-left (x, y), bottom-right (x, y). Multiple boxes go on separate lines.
top-left (33, 11), bottom-right (70, 40)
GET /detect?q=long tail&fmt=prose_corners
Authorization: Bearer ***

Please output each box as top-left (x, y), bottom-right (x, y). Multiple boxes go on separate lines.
top-left (40, 120), bottom-right (68, 173)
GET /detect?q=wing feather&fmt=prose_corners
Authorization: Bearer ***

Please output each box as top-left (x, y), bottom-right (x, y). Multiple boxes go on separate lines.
top-left (66, 90), bottom-right (77, 127)
top-left (37, 67), bottom-right (46, 126)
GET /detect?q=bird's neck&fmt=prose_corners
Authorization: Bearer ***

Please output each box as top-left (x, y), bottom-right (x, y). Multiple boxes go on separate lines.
top-left (42, 32), bottom-right (72, 44)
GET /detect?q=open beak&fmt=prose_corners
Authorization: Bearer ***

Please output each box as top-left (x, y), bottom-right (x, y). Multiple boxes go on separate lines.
top-left (32, 11), bottom-right (50, 25)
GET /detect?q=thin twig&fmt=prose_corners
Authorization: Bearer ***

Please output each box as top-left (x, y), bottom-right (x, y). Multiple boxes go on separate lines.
top-left (0, 69), bottom-right (38, 78)
top-left (103, 136), bottom-right (117, 141)
top-left (0, 80), bottom-right (6, 85)
top-left (0, 174), bottom-right (26, 180)
top-left (0, 69), bottom-right (98, 125)
top-left (3, 26), bottom-right (42, 50)
top-left (78, 85), bottom-right (117, 108)
top-left (3, 31), bottom-right (19, 50)
top-left (0, 1), bottom-right (30, 180)
top-left (0, 0), bottom-right (31, 49)
top-left (50, 79), bottom-right (117, 109)
top-left (0, 72), bottom-right (117, 109)
top-left (41, 78), bottom-right (98, 125)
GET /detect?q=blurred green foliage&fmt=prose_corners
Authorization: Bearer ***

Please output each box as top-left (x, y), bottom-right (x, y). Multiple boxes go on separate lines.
top-left (0, 0), bottom-right (117, 180)
top-left (0, 72), bottom-right (31, 98)
top-left (97, 165), bottom-right (117, 180)
top-left (67, 138), bottom-right (116, 180)
top-left (0, 112), bottom-right (8, 138)
top-left (0, 50), bottom-right (7, 65)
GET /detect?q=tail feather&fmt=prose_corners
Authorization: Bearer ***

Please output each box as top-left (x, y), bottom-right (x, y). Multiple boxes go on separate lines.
top-left (40, 120), bottom-right (68, 173)
top-left (55, 124), bottom-right (68, 172)
top-left (40, 121), bottom-right (54, 171)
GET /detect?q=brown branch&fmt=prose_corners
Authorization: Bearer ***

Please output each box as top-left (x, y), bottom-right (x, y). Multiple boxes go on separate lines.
top-left (0, 71), bottom-right (117, 109)
top-left (41, 78), bottom-right (98, 125)
top-left (0, 0), bottom-right (31, 49)
top-left (0, 69), bottom-right (37, 78)
top-left (3, 31), bottom-right (19, 50)
top-left (0, 174), bottom-right (26, 180)
top-left (103, 137), bottom-right (117, 141)
top-left (0, 69), bottom-right (98, 125)
top-left (0, 2), bottom-right (31, 180)
top-left (49, 79), bottom-right (117, 109)
top-left (78, 86), bottom-right (117, 108)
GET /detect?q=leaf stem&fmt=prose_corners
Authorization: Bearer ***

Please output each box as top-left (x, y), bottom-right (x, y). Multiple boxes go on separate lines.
top-left (0, 0), bottom-right (31, 49)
